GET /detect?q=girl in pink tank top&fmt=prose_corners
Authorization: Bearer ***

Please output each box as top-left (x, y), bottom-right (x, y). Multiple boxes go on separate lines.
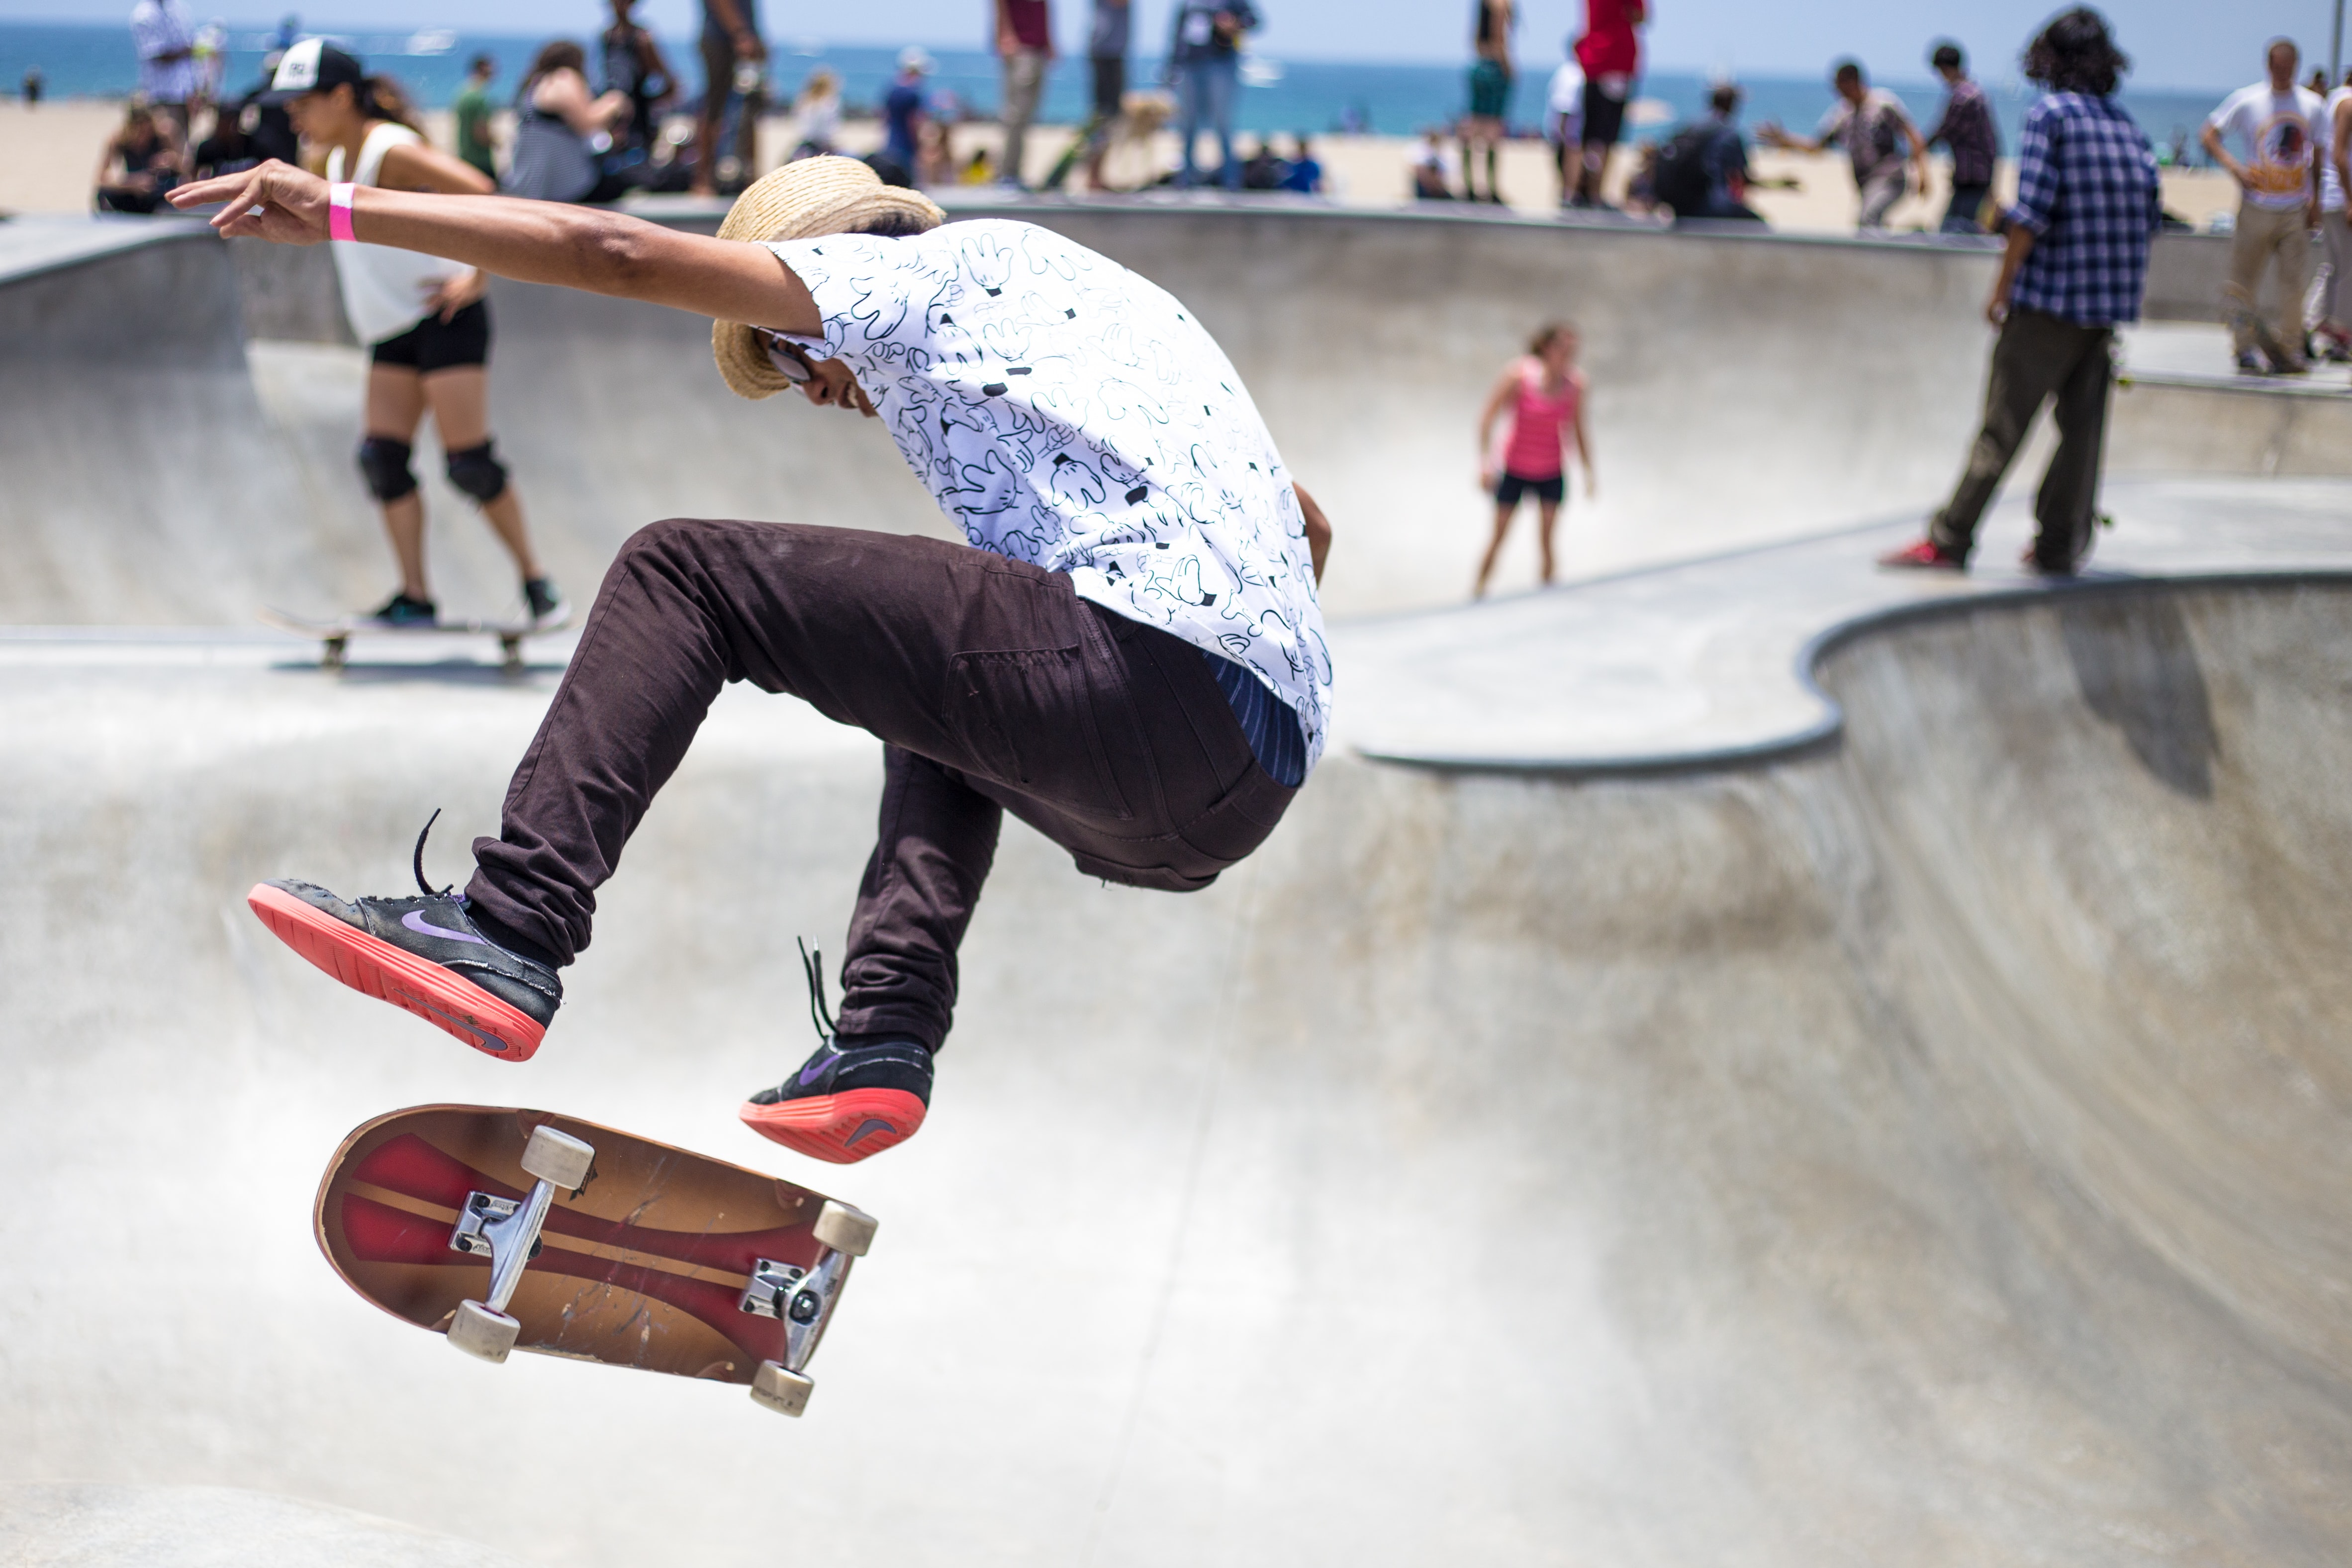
top-left (1474, 321), bottom-right (1595, 598)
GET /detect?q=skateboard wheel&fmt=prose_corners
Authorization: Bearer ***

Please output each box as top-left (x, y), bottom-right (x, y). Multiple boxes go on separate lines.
top-left (520, 1125), bottom-right (595, 1191)
top-left (447, 1300), bottom-right (522, 1363)
top-left (751, 1360), bottom-right (813, 1417)
top-left (811, 1199), bottom-right (877, 1257)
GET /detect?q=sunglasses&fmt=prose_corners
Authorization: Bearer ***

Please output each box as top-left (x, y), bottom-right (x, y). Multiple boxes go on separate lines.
top-left (755, 327), bottom-right (816, 386)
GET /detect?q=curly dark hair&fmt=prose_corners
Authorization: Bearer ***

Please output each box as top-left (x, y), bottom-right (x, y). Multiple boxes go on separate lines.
top-left (2022, 7), bottom-right (2130, 96)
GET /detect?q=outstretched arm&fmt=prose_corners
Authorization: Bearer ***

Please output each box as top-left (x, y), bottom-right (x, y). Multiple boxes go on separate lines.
top-left (1756, 123), bottom-right (1823, 154)
top-left (169, 160), bottom-right (820, 333)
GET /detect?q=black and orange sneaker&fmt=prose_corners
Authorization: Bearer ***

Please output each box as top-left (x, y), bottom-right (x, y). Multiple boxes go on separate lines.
top-left (742, 1035), bottom-right (932, 1163)
top-left (245, 814), bottom-right (561, 1062)
top-left (740, 942), bottom-right (932, 1163)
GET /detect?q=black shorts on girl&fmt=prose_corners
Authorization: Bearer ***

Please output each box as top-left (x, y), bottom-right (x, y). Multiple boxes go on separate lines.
top-left (372, 300), bottom-right (491, 373)
top-left (1496, 470), bottom-right (1565, 506)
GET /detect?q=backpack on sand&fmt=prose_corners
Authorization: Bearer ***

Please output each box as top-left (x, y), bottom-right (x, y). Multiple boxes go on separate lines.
top-left (1652, 123), bottom-right (1714, 215)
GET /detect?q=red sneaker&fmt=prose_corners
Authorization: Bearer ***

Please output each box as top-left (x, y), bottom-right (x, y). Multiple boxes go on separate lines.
top-left (1877, 538), bottom-right (1965, 571)
top-left (742, 1035), bottom-right (932, 1164)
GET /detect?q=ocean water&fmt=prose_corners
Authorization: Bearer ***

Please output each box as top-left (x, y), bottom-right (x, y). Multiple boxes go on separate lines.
top-left (2, 21), bottom-right (2226, 163)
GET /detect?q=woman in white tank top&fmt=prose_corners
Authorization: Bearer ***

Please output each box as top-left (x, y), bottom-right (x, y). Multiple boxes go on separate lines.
top-left (273, 39), bottom-right (564, 630)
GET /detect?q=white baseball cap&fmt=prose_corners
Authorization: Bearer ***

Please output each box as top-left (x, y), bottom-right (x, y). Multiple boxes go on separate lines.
top-left (261, 36), bottom-right (365, 103)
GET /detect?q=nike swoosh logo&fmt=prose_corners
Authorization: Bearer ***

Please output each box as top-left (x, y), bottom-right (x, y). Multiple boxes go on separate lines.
top-left (402, 910), bottom-right (488, 945)
top-left (844, 1118), bottom-right (895, 1149)
top-left (394, 990), bottom-right (513, 1056)
top-left (798, 1056), bottom-right (835, 1088)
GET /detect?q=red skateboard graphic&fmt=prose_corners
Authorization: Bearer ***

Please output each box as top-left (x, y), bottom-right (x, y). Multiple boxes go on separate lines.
top-left (316, 1105), bottom-right (877, 1415)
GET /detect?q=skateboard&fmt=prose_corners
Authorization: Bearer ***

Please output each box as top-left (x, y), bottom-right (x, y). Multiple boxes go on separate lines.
top-left (258, 608), bottom-right (571, 674)
top-left (315, 1105), bottom-right (877, 1416)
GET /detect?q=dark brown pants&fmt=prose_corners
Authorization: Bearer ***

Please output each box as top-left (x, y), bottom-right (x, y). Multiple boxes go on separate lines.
top-left (465, 519), bottom-right (1297, 1051)
top-left (1928, 307), bottom-right (2114, 569)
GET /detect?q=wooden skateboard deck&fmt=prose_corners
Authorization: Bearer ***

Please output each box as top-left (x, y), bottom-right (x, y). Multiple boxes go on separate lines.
top-left (316, 1105), bottom-right (877, 1416)
top-left (259, 608), bottom-right (572, 673)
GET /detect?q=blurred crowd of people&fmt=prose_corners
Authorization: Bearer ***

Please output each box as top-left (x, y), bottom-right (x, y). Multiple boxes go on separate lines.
top-left (87, 0), bottom-right (1346, 211)
top-left (77, 0), bottom-right (2352, 351)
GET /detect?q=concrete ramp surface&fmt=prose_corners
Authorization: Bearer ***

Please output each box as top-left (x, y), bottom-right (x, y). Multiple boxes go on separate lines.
top-left (4, 578), bottom-right (2349, 1565)
top-left (0, 1484), bottom-right (521, 1567)
top-left (4, 205), bottom-right (2350, 1564)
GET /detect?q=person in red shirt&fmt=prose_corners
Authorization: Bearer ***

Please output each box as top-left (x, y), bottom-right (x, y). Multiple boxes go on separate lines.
top-left (1570, 0), bottom-right (1646, 206)
top-left (996, 0), bottom-right (1055, 189)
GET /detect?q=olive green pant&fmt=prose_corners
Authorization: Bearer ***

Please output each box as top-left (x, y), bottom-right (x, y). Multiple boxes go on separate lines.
top-left (1928, 307), bottom-right (2113, 569)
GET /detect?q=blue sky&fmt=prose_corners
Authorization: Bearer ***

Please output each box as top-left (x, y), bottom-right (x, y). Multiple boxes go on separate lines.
top-left (7, 0), bottom-right (2334, 91)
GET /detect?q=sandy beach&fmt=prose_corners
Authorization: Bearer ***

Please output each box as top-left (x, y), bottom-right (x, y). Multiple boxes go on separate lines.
top-left (3, 96), bottom-right (2239, 235)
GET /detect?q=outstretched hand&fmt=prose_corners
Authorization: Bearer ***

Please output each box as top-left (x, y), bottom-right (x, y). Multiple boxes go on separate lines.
top-left (167, 159), bottom-right (334, 245)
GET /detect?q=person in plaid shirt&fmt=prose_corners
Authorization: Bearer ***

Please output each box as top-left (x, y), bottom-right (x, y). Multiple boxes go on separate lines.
top-left (1926, 41), bottom-right (1999, 233)
top-left (1883, 7), bottom-right (2161, 576)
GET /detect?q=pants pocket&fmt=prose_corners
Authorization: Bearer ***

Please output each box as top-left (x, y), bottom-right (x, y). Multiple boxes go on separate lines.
top-left (945, 646), bottom-right (1133, 822)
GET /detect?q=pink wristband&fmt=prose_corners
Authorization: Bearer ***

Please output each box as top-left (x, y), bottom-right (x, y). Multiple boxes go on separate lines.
top-left (329, 181), bottom-right (357, 242)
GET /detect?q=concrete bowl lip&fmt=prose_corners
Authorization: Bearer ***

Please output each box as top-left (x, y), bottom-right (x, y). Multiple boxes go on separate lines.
top-left (1356, 565), bottom-right (2352, 780)
top-left (0, 213), bottom-right (220, 289)
top-left (921, 188), bottom-right (2019, 255)
top-left (2118, 369), bottom-right (2352, 401)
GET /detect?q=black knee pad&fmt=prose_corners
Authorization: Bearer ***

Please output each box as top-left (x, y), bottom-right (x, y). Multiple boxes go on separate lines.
top-left (445, 440), bottom-right (510, 504)
top-left (356, 437), bottom-right (418, 502)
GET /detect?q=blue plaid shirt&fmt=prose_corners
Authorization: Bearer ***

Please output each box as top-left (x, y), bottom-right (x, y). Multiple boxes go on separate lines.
top-left (2006, 92), bottom-right (2163, 326)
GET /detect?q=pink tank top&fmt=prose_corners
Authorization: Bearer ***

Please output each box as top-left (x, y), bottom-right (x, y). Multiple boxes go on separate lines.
top-left (1503, 362), bottom-right (1580, 480)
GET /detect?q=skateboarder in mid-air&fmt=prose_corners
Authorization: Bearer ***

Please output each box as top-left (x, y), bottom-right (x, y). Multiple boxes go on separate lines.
top-left (170, 155), bottom-right (1333, 1165)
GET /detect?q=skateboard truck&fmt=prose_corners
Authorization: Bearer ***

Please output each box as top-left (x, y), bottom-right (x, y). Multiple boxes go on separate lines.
top-left (442, 1124), bottom-right (596, 1364)
top-left (744, 1199), bottom-right (877, 1417)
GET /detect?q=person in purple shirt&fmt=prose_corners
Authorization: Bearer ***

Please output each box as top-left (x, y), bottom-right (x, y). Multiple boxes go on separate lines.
top-left (1926, 41), bottom-right (1999, 234)
top-left (1882, 7), bottom-right (2161, 576)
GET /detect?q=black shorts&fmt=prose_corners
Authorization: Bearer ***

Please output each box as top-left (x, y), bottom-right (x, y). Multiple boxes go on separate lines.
top-left (1581, 82), bottom-right (1629, 147)
top-left (1091, 55), bottom-right (1126, 119)
top-left (1496, 471), bottom-right (1565, 506)
top-left (371, 300), bottom-right (491, 373)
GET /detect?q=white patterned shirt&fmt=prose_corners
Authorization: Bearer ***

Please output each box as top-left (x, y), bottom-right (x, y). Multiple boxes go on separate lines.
top-left (767, 219), bottom-right (1331, 770)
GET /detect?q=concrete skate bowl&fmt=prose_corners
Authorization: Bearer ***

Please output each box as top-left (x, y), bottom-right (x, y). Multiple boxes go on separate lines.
top-left (4, 574), bottom-right (2349, 1565)
top-left (8, 206), bottom-right (2347, 626)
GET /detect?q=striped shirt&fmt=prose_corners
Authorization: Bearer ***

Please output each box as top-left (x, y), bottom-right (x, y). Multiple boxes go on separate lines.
top-left (2006, 92), bottom-right (2163, 327)
top-left (1203, 648), bottom-right (1305, 786)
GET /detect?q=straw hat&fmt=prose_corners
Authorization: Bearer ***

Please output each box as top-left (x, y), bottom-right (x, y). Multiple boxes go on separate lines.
top-left (709, 156), bottom-right (945, 401)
